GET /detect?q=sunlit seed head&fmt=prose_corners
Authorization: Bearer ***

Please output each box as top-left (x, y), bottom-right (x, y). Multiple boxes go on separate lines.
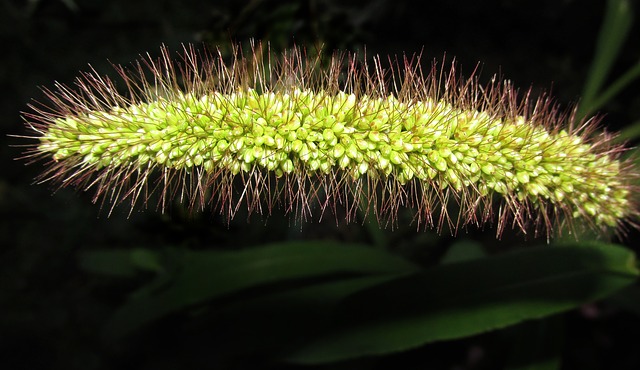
top-left (17, 42), bottom-right (640, 239)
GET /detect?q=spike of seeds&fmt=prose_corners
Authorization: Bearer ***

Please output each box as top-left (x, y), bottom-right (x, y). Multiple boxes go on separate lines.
top-left (20, 43), bottom-right (638, 238)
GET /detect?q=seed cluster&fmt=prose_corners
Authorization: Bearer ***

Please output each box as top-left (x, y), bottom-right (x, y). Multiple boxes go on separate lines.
top-left (23, 44), bottom-right (637, 237)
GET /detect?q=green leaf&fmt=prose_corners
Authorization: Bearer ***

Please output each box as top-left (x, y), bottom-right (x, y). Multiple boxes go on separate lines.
top-left (285, 242), bottom-right (638, 364)
top-left (587, 59), bottom-right (640, 115)
top-left (440, 239), bottom-right (486, 264)
top-left (579, 0), bottom-right (634, 117)
top-left (104, 241), bottom-right (419, 339)
top-left (185, 275), bottom-right (403, 357)
top-left (78, 248), bottom-right (163, 277)
top-left (614, 120), bottom-right (640, 144)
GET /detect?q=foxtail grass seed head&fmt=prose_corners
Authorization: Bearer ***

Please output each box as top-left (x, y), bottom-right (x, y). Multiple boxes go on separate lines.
top-left (19, 42), bottom-right (639, 238)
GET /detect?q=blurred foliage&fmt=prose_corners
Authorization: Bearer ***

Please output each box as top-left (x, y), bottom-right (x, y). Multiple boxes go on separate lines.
top-left (2, 0), bottom-right (640, 369)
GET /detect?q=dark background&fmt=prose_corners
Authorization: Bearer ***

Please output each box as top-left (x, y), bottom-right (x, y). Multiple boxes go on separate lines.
top-left (1, 0), bottom-right (640, 369)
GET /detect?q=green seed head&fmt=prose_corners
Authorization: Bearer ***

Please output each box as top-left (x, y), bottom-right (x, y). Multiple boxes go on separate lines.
top-left (20, 42), bottom-right (639, 239)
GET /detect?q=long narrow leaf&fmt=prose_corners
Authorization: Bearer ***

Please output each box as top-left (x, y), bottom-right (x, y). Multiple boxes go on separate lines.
top-left (588, 59), bottom-right (640, 115)
top-left (285, 242), bottom-right (638, 364)
top-left (182, 275), bottom-right (404, 357)
top-left (580, 0), bottom-right (633, 117)
top-left (104, 241), bottom-right (419, 339)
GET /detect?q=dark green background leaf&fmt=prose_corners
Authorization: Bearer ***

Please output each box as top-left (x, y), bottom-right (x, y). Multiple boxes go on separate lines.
top-left (104, 240), bottom-right (420, 339)
top-left (286, 242), bottom-right (638, 364)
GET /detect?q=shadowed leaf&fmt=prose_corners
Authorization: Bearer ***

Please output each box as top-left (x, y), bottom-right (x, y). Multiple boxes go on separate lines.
top-left (285, 242), bottom-right (638, 364)
top-left (103, 240), bottom-right (419, 339)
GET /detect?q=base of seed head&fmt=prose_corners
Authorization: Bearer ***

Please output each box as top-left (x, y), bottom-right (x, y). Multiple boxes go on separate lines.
top-left (20, 42), bottom-right (638, 239)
